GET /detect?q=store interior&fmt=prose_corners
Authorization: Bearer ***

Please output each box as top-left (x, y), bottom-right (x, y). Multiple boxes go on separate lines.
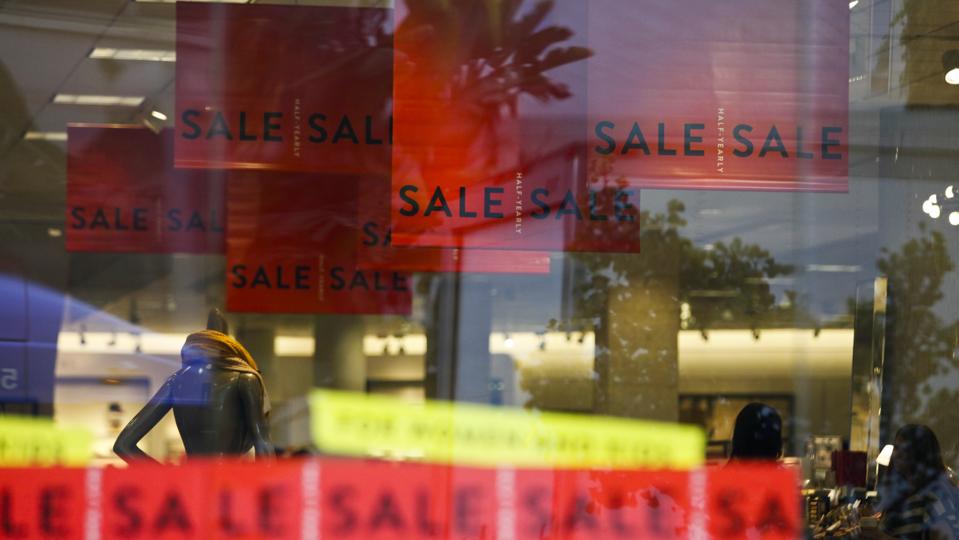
top-left (0, 0), bottom-right (958, 498)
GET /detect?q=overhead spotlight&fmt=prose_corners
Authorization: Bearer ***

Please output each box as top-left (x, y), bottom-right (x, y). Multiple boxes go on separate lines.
top-left (950, 212), bottom-right (959, 227)
top-left (947, 186), bottom-right (956, 199)
top-left (151, 110), bottom-right (168, 121)
top-left (849, 0), bottom-right (858, 9)
top-left (923, 194), bottom-right (941, 219)
top-left (942, 50), bottom-right (959, 85)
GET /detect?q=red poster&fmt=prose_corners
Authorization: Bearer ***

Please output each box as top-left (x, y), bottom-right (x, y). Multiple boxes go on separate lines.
top-left (101, 463), bottom-right (212, 540)
top-left (67, 126), bottom-right (225, 253)
top-left (390, 2), bottom-right (640, 253)
top-left (227, 173), bottom-right (412, 314)
top-left (356, 178), bottom-right (551, 274)
top-left (175, 3), bottom-right (392, 174)
top-left (320, 459), bottom-right (497, 540)
top-left (587, 0), bottom-right (848, 192)
top-left (0, 467), bottom-right (86, 539)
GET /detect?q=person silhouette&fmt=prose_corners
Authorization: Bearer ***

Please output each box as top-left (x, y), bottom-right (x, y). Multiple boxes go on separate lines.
top-left (862, 425), bottom-right (959, 540)
top-left (113, 309), bottom-right (273, 463)
top-left (728, 402), bottom-right (783, 461)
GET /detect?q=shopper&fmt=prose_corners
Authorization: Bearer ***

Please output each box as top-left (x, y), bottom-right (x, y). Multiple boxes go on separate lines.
top-left (728, 402), bottom-right (783, 461)
top-left (861, 425), bottom-right (959, 540)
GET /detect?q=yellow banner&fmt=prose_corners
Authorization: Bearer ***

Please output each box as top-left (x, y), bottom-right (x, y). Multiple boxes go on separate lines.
top-left (0, 416), bottom-right (93, 466)
top-left (309, 390), bottom-right (705, 469)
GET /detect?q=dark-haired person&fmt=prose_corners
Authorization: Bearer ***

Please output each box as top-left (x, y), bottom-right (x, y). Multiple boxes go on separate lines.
top-left (861, 425), bottom-right (959, 540)
top-left (729, 402), bottom-right (783, 461)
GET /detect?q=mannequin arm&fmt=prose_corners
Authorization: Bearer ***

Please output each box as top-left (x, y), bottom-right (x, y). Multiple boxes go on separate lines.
top-left (238, 373), bottom-right (274, 458)
top-left (113, 377), bottom-right (174, 464)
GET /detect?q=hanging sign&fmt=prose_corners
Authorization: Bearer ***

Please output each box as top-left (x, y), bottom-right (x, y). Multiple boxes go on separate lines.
top-left (355, 178), bottom-right (552, 274)
top-left (67, 126), bottom-right (225, 253)
top-left (175, 3), bottom-right (393, 174)
top-left (586, 0), bottom-right (848, 192)
top-left (389, 1), bottom-right (640, 253)
top-left (226, 173), bottom-right (412, 315)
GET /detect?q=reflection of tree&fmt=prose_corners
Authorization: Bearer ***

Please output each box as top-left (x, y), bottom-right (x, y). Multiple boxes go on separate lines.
top-left (395, 0), bottom-right (590, 168)
top-left (877, 224), bottom-right (959, 465)
top-left (561, 200), bottom-right (796, 339)
top-left (525, 172), bottom-right (796, 413)
top-left (406, 0), bottom-right (593, 401)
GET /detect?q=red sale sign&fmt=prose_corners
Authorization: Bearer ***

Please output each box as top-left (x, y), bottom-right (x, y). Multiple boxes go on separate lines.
top-left (67, 126), bottom-right (225, 253)
top-left (586, 0), bottom-right (848, 192)
top-left (0, 467), bottom-right (86, 539)
top-left (175, 3), bottom-right (392, 174)
top-left (101, 463), bottom-right (211, 540)
top-left (513, 469), bottom-right (694, 540)
top-left (320, 460), bottom-right (498, 540)
top-left (226, 173), bottom-right (412, 315)
top-left (355, 178), bottom-right (551, 274)
top-left (390, 2), bottom-right (640, 253)
top-left (705, 465), bottom-right (800, 540)
top-left (0, 460), bottom-right (801, 540)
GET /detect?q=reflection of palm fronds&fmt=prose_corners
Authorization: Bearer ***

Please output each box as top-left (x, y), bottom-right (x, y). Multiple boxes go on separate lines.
top-left (398, 0), bottom-right (591, 163)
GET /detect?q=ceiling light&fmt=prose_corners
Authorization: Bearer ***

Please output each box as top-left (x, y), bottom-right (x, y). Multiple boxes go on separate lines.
top-left (849, 0), bottom-right (858, 9)
top-left (151, 110), bottom-right (168, 121)
top-left (923, 194), bottom-right (941, 219)
top-left (947, 186), bottom-right (955, 199)
top-left (950, 212), bottom-right (959, 226)
top-left (24, 131), bottom-right (67, 141)
top-left (89, 48), bottom-right (176, 62)
top-left (53, 94), bottom-right (144, 107)
top-left (946, 68), bottom-right (959, 86)
top-left (806, 264), bottom-right (862, 273)
top-left (943, 51), bottom-right (959, 85)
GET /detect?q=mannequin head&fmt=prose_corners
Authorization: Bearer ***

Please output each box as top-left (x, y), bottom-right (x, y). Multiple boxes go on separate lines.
top-left (207, 308), bottom-right (229, 334)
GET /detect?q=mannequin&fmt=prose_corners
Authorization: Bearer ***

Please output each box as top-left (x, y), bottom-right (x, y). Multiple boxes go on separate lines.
top-left (113, 309), bottom-right (274, 463)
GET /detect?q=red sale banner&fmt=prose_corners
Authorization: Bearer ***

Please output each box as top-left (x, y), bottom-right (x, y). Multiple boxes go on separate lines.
top-left (390, 2), bottom-right (640, 253)
top-left (586, 0), bottom-right (848, 192)
top-left (206, 460), bottom-right (305, 540)
top-left (226, 173), bottom-right (412, 315)
top-left (0, 460), bottom-right (801, 540)
top-left (320, 460), bottom-right (498, 540)
top-left (67, 126), bottom-right (225, 253)
top-left (705, 465), bottom-right (800, 540)
top-left (175, 3), bottom-right (392, 174)
top-left (0, 467), bottom-right (86, 538)
top-left (515, 469), bottom-right (694, 540)
top-left (101, 462), bottom-right (211, 540)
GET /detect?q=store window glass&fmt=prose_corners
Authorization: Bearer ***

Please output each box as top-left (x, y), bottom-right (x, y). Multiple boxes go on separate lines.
top-left (2, 0), bottom-right (959, 538)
